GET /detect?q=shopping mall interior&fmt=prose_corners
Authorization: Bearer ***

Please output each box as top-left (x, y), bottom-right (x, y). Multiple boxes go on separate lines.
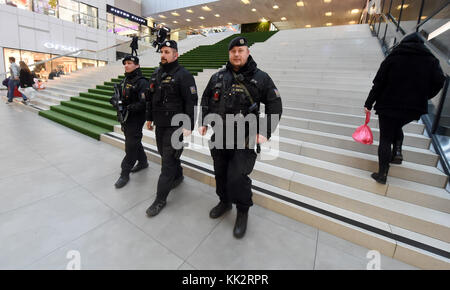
top-left (0, 0), bottom-right (449, 271)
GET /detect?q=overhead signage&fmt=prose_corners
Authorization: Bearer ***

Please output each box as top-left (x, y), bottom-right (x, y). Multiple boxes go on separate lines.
top-left (107, 4), bottom-right (148, 26)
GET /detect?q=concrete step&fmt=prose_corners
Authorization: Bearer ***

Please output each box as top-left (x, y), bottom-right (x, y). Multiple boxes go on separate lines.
top-left (100, 131), bottom-right (450, 269)
top-left (279, 115), bottom-right (430, 149)
top-left (29, 98), bottom-right (55, 110)
top-left (277, 125), bottom-right (432, 166)
top-left (279, 107), bottom-right (425, 135)
top-left (114, 124), bottom-right (446, 205)
top-left (278, 86), bottom-right (369, 99)
top-left (34, 91), bottom-right (69, 104)
top-left (45, 86), bottom-right (80, 96)
top-left (36, 89), bottom-right (75, 100)
top-left (278, 99), bottom-right (370, 116)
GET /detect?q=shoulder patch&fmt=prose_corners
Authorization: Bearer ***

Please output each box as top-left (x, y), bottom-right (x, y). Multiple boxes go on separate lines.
top-left (274, 89), bottom-right (281, 98)
top-left (190, 86), bottom-right (197, 95)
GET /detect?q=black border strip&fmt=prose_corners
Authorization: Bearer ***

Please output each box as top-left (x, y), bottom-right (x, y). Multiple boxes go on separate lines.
top-left (104, 132), bottom-right (450, 260)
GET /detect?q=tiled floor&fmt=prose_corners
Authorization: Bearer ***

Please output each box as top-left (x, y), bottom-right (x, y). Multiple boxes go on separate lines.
top-left (0, 100), bottom-right (418, 270)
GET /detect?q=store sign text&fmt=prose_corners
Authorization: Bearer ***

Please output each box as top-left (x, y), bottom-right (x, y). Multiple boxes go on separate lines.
top-left (43, 42), bottom-right (80, 53)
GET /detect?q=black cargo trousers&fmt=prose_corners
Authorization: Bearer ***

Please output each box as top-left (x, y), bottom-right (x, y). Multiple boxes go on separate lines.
top-left (155, 125), bottom-right (184, 201)
top-left (121, 115), bottom-right (147, 176)
top-left (210, 147), bottom-right (257, 213)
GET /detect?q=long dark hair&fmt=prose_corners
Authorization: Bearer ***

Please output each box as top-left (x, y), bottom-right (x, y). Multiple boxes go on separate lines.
top-left (19, 61), bottom-right (31, 74)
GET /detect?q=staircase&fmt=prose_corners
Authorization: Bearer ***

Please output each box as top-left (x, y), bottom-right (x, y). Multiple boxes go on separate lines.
top-left (38, 31), bottom-right (277, 140)
top-left (102, 25), bottom-right (450, 269)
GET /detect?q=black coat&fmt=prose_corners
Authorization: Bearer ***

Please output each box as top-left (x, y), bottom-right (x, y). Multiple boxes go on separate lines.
top-left (19, 69), bottom-right (34, 88)
top-left (365, 33), bottom-right (446, 120)
top-left (130, 36), bottom-right (139, 49)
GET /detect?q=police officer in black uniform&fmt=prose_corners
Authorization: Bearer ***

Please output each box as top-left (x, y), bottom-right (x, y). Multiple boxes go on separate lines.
top-left (112, 55), bottom-right (150, 188)
top-left (198, 37), bottom-right (282, 238)
top-left (145, 40), bottom-right (198, 216)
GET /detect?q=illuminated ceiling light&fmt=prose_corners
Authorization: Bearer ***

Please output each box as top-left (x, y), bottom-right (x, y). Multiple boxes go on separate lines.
top-left (215, 14), bottom-right (220, 17)
top-left (186, 19), bottom-right (191, 22)
top-left (159, 15), bottom-right (166, 19)
top-left (273, 5), bottom-right (279, 9)
top-left (351, 9), bottom-right (360, 14)
top-left (325, 12), bottom-right (332, 16)
top-left (296, 1), bottom-right (304, 7)
top-left (160, 22), bottom-right (166, 25)
top-left (173, 21), bottom-right (178, 23)
top-left (428, 21), bottom-right (450, 41)
top-left (349, 21), bottom-right (356, 24)
top-left (421, 16), bottom-right (427, 20)
top-left (171, 12), bottom-right (180, 16)
top-left (228, 23), bottom-right (233, 25)
top-left (199, 16), bottom-right (205, 20)
top-left (305, 24), bottom-right (311, 28)
top-left (241, 0), bottom-right (250, 4)
top-left (202, 6), bottom-right (211, 11)
top-left (252, 8), bottom-right (256, 12)
top-left (326, 23), bottom-right (332, 26)
top-left (324, 0), bottom-right (332, 3)
top-left (260, 18), bottom-right (268, 22)
top-left (397, 4), bottom-right (409, 10)
top-left (186, 9), bottom-right (193, 13)
top-left (281, 17), bottom-right (287, 21)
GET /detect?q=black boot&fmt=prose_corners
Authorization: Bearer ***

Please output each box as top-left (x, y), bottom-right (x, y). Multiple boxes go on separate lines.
top-left (131, 162), bottom-right (149, 173)
top-left (209, 201), bottom-right (232, 219)
top-left (371, 165), bottom-right (389, 184)
top-left (146, 198), bottom-right (166, 217)
top-left (391, 142), bottom-right (403, 164)
top-left (233, 211), bottom-right (248, 239)
top-left (171, 175), bottom-right (184, 189)
top-left (114, 175), bottom-right (129, 188)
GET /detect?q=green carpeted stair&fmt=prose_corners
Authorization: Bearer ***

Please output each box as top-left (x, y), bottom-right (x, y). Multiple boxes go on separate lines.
top-left (39, 31), bottom-right (277, 140)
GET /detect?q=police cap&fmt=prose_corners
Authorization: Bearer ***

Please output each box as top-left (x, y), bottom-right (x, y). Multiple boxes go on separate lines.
top-left (160, 40), bottom-right (178, 51)
top-left (122, 55), bottom-right (139, 65)
top-left (228, 36), bottom-right (248, 51)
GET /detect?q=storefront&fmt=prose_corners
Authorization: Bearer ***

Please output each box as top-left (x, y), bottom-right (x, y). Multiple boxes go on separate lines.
top-left (3, 47), bottom-right (107, 80)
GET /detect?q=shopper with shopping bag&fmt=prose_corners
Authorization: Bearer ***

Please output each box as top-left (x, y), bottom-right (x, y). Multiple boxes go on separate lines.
top-left (364, 32), bottom-right (446, 184)
top-left (18, 61), bottom-right (36, 104)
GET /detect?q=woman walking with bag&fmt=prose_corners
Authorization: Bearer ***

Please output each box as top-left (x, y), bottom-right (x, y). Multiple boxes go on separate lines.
top-left (18, 61), bottom-right (36, 104)
top-left (364, 32), bottom-right (446, 184)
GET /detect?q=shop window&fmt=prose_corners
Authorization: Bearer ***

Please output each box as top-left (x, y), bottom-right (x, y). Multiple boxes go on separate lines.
top-left (77, 58), bottom-right (97, 70)
top-left (79, 2), bottom-right (98, 29)
top-left (107, 13), bottom-right (115, 33)
top-left (98, 61), bottom-right (107, 67)
top-left (51, 55), bottom-right (76, 74)
top-left (58, 0), bottom-right (79, 24)
top-left (33, 0), bottom-right (58, 17)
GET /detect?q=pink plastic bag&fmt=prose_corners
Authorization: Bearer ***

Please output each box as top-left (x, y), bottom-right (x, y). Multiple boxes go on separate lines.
top-left (352, 111), bottom-right (373, 145)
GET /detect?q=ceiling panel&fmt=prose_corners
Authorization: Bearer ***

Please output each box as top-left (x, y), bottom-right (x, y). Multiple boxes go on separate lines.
top-left (144, 0), bottom-right (367, 31)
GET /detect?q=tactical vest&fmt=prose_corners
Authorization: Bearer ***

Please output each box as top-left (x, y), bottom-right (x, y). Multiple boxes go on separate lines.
top-left (149, 66), bottom-right (184, 115)
top-left (120, 73), bottom-right (147, 104)
top-left (208, 68), bottom-right (260, 119)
